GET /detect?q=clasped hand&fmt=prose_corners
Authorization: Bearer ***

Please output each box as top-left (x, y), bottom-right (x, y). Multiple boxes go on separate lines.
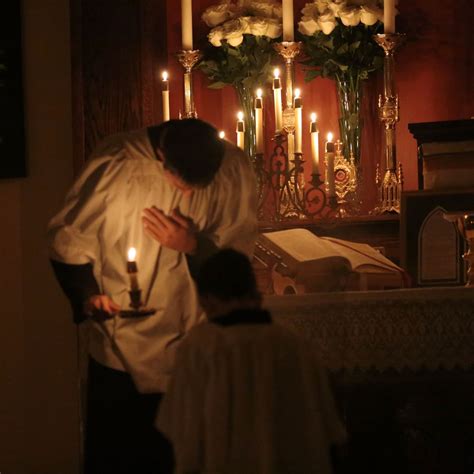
top-left (142, 206), bottom-right (197, 254)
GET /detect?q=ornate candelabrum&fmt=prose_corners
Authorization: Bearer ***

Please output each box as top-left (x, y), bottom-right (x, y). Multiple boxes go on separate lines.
top-left (373, 33), bottom-right (406, 214)
top-left (177, 49), bottom-right (202, 118)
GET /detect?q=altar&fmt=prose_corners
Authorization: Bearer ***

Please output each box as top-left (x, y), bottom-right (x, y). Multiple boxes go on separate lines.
top-left (267, 287), bottom-right (474, 473)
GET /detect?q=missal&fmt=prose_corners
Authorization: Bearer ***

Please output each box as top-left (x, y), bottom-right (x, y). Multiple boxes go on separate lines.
top-left (256, 228), bottom-right (408, 293)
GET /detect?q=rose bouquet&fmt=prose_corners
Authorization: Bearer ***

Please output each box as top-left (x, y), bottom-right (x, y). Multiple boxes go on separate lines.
top-left (299, 0), bottom-right (387, 164)
top-left (199, 0), bottom-right (283, 158)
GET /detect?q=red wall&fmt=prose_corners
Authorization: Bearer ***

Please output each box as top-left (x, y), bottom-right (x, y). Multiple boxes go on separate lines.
top-left (162, 0), bottom-right (473, 200)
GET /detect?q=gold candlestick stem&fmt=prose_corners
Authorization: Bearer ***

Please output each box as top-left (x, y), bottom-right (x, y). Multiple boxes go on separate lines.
top-left (177, 49), bottom-right (202, 118)
top-left (373, 33), bottom-right (406, 214)
top-left (274, 42), bottom-right (302, 110)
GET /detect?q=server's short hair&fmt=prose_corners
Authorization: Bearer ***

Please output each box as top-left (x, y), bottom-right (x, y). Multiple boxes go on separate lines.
top-left (196, 249), bottom-right (260, 302)
top-left (157, 119), bottom-right (224, 187)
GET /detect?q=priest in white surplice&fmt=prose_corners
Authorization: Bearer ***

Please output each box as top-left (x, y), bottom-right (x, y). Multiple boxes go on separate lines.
top-left (157, 249), bottom-right (347, 474)
top-left (47, 119), bottom-right (257, 474)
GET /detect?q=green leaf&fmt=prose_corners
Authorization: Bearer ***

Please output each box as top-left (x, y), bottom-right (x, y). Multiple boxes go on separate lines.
top-left (208, 81), bottom-right (227, 89)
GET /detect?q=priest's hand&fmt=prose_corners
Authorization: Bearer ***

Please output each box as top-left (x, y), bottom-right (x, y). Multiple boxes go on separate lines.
top-left (84, 295), bottom-right (121, 321)
top-left (142, 206), bottom-right (197, 254)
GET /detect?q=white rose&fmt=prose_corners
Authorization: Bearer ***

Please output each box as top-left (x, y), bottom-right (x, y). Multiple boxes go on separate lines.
top-left (265, 18), bottom-right (282, 38)
top-left (328, 0), bottom-right (344, 16)
top-left (360, 5), bottom-right (382, 25)
top-left (248, 17), bottom-right (269, 36)
top-left (222, 18), bottom-right (247, 47)
top-left (338, 5), bottom-right (361, 26)
top-left (238, 0), bottom-right (282, 19)
top-left (202, 2), bottom-right (238, 28)
top-left (318, 11), bottom-right (338, 34)
top-left (208, 26), bottom-right (225, 47)
top-left (298, 17), bottom-right (321, 36)
top-left (301, 3), bottom-right (319, 19)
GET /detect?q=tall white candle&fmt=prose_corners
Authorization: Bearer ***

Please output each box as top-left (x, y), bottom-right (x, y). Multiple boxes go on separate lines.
top-left (310, 113), bottom-right (320, 174)
top-left (384, 0), bottom-right (395, 34)
top-left (255, 89), bottom-right (264, 154)
top-left (294, 88), bottom-right (303, 154)
top-left (325, 132), bottom-right (336, 197)
top-left (236, 111), bottom-right (245, 150)
top-left (161, 71), bottom-right (170, 122)
top-left (273, 68), bottom-right (283, 134)
top-left (282, 0), bottom-right (294, 42)
top-left (181, 0), bottom-right (193, 50)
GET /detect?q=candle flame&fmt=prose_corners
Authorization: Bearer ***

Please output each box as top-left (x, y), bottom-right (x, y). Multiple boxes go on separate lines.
top-left (162, 71), bottom-right (168, 81)
top-left (256, 88), bottom-right (263, 99)
top-left (127, 247), bottom-right (137, 262)
top-left (237, 111), bottom-right (244, 121)
top-left (273, 68), bottom-right (280, 79)
top-left (327, 132), bottom-right (333, 142)
top-left (311, 112), bottom-right (317, 122)
top-left (294, 88), bottom-right (301, 99)
top-left (219, 131), bottom-right (226, 139)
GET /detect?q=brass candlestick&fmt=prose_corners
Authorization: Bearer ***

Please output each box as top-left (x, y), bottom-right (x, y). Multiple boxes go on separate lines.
top-left (177, 49), bottom-right (202, 118)
top-left (274, 41), bottom-right (302, 110)
top-left (372, 33), bottom-right (406, 214)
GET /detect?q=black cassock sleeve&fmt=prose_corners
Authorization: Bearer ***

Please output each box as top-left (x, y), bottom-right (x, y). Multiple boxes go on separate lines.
top-left (50, 259), bottom-right (100, 323)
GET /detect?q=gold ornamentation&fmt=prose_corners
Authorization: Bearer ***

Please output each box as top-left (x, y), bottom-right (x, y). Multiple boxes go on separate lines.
top-left (372, 33), bottom-right (406, 215)
top-left (177, 49), bottom-right (203, 118)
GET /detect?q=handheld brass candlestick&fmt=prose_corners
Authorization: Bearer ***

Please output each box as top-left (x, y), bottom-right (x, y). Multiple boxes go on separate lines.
top-left (177, 49), bottom-right (202, 118)
top-left (372, 33), bottom-right (406, 214)
top-left (120, 247), bottom-right (156, 318)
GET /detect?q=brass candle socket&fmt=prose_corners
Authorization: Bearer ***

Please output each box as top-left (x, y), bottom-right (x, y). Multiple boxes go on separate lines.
top-left (177, 49), bottom-right (203, 118)
top-left (372, 33), bottom-right (406, 215)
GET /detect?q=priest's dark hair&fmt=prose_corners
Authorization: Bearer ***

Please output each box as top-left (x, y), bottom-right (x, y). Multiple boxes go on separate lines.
top-left (196, 248), bottom-right (260, 302)
top-left (151, 118), bottom-right (225, 187)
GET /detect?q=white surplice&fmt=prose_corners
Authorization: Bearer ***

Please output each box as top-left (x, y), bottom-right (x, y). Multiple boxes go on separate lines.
top-left (47, 129), bottom-right (257, 393)
top-left (157, 315), bottom-right (347, 474)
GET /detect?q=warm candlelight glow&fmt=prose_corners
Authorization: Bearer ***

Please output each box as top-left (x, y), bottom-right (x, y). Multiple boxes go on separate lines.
top-left (294, 88), bottom-right (301, 99)
top-left (237, 111), bottom-right (244, 121)
top-left (256, 88), bottom-right (263, 99)
top-left (327, 132), bottom-right (334, 142)
top-left (273, 68), bottom-right (280, 79)
top-left (127, 247), bottom-right (137, 262)
top-left (219, 131), bottom-right (226, 139)
top-left (162, 71), bottom-right (168, 82)
top-left (311, 112), bottom-right (317, 122)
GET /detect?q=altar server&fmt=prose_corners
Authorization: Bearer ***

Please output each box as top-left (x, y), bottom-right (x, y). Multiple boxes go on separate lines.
top-left (47, 119), bottom-right (257, 474)
top-left (157, 249), bottom-right (347, 474)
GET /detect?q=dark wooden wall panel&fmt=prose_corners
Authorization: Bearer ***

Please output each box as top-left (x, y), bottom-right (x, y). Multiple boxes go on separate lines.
top-left (71, 0), bottom-right (167, 173)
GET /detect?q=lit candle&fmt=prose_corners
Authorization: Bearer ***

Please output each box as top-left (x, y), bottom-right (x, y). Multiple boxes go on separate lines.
top-left (294, 88), bottom-right (303, 154)
top-left (255, 88), bottom-right (264, 154)
top-left (127, 247), bottom-right (140, 292)
top-left (161, 71), bottom-right (170, 122)
top-left (181, 0), bottom-right (193, 50)
top-left (310, 113), bottom-right (320, 174)
top-left (384, 0), bottom-right (395, 34)
top-left (219, 130), bottom-right (226, 139)
top-left (325, 132), bottom-right (336, 197)
top-left (236, 111), bottom-right (245, 150)
top-left (273, 68), bottom-right (283, 134)
top-left (282, 0), bottom-right (294, 42)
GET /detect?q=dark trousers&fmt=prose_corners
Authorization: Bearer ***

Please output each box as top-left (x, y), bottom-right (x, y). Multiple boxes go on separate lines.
top-left (84, 358), bottom-right (174, 474)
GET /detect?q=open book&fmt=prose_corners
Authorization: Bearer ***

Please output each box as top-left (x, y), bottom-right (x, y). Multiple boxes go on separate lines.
top-left (256, 228), bottom-right (407, 293)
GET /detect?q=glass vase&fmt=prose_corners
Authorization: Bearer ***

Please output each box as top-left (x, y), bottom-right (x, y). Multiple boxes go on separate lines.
top-left (235, 84), bottom-right (257, 160)
top-left (335, 74), bottom-right (363, 165)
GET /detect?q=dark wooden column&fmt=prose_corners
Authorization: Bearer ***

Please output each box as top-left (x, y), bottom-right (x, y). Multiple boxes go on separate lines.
top-left (70, 0), bottom-right (167, 174)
